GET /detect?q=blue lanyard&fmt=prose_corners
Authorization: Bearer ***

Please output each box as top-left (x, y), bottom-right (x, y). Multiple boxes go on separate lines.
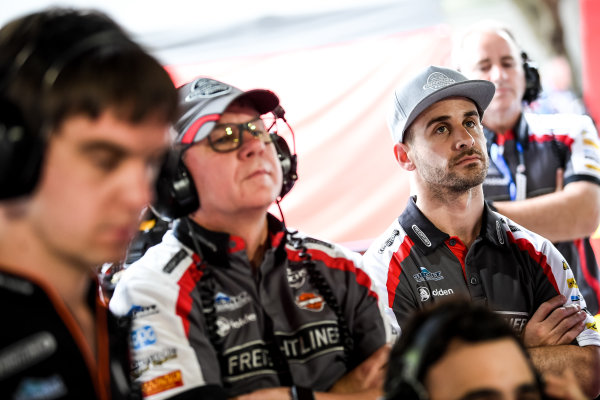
top-left (490, 143), bottom-right (516, 200)
top-left (490, 141), bottom-right (526, 201)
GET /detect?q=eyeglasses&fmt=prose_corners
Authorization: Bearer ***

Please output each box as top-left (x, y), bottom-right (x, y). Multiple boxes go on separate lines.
top-left (207, 118), bottom-right (274, 153)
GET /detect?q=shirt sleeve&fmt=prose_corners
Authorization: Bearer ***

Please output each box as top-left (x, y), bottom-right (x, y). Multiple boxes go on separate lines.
top-left (558, 114), bottom-right (600, 186)
top-left (110, 254), bottom-right (226, 399)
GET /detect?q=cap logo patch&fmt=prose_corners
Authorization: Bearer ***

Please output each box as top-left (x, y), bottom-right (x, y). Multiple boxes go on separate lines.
top-left (423, 72), bottom-right (455, 91)
top-left (185, 78), bottom-right (232, 102)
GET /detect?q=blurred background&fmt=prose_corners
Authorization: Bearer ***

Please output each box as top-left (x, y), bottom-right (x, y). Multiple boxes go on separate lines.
top-left (3, 0), bottom-right (597, 250)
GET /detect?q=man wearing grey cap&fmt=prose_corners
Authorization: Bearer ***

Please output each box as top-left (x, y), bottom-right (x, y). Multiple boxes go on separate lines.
top-left (362, 65), bottom-right (600, 395)
top-left (110, 77), bottom-right (390, 400)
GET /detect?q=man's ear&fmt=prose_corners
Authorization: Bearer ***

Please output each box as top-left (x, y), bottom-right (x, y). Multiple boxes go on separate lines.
top-left (394, 142), bottom-right (416, 171)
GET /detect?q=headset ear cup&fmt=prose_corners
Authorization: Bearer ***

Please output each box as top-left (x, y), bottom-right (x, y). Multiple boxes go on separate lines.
top-left (0, 96), bottom-right (44, 199)
top-left (152, 148), bottom-right (199, 221)
top-left (521, 52), bottom-right (542, 104)
top-left (274, 134), bottom-right (297, 198)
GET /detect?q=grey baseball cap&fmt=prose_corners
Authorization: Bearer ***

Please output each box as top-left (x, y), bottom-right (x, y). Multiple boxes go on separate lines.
top-left (175, 77), bottom-right (280, 145)
top-left (388, 65), bottom-right (495, 143)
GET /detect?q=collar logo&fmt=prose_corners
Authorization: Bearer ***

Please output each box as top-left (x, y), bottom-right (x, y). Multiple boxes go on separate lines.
top-left (295, 292), bottom-right (325, 312)
top-left (412, 224), bottom-right (431, 247)
top-left (423, 72), bottom-right (455, 91)
top-left (495, 220), bottom-right (504, 244)
top-left (185, 77), bottom-right (232, 102)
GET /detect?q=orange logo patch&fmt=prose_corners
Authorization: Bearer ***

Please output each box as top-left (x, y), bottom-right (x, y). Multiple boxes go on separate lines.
top-left (567, 278), bottom-right (578, 289)
top-left (141, 370), bottom-right (183, 397)
top-left (296, 292), bottom-right (325, 312)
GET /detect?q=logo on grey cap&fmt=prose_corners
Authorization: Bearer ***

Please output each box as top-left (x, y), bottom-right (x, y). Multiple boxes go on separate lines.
top-left (423, 72), bottom-right (456, 91)
top-left (185, 78), bottom-right (232, 102)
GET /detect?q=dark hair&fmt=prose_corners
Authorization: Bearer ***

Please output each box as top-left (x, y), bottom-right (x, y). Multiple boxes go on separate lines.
top-left (384, 299), bottom-right (540, 400)
top-left (0, 7), bottom-right (178, 137)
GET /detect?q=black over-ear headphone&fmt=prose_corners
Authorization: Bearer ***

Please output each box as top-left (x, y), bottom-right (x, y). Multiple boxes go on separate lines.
top-left (384, 312), bottom-right (449, 400)
top-left (153, 105), bottom-right (298, 221)
top-left (521, 50), bottom-right (542, 104)
top-left (0, 30), bottom-right (133, 200)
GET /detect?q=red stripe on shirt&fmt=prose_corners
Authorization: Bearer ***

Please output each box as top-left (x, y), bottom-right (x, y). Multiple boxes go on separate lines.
top-left (575, 238), bottom-right (600, 312)
top-left (506, 231), bottom-right (560, 293)
top-left (287, 247), bottom-right (378, 300)
top-left (529, 133), bottom-right (574, 149)
top-left (387, 236), bottom-right (415, 308)
top-left (176, 254), bottom-right (204, 337)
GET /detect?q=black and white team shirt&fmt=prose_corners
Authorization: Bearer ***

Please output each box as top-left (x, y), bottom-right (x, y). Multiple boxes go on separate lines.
top-left (363, 196), bottom-right (600, 347)
top-left (110, 214), bottom-right (388, 399)
top-left (483, 112), bottom-right (600, 314)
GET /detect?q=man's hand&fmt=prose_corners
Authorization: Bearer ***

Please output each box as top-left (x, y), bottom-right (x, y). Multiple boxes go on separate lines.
top-left (230, 387), bottom-right (290, 400)
top-left (523, 294), bottom-right (587, 347)
top-left (328, 344), bottom-right (391, 394)
top-left (543, 368), bottom-right (588, 400)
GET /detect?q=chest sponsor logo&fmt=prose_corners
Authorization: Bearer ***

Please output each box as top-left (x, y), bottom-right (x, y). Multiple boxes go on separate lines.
top-left (495, 311), bottom-right (530, 335)
top-left (223, 321), bottom-right (342, 382)
top-left (216, 313), bottom-right (257, 337)
top-left (412, 225), bottom-right (432, 247)
top-left (567, 278), bottom-right (578, 289)
top-left (13, 374), bottom-right (67, 400)
top-left (0, 332), bottom-right (57, 379)
top-left (287, 267), bottom-right (307, 289)
top-left (132, 348), bottom-right (178, 378)
top-left (413, 267), bottom-right (444, 283)
top-left (127, 304), bottom-right (159, 319)
top-left (378, 229), bottom-right (400, 254)
top-left (418, 287), bottom-right (430, 302)
top-left (214, 291), bottom-right (251, 312)
top-left (132, 325), bottom-right (157, 350)
top-left (141, 369), bottom-right (183, 397)
top-left (295, 292), bottom-right (325, 312)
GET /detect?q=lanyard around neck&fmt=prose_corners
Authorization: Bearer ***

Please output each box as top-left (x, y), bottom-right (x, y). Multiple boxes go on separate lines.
top-left (490, 141), bottom-right (527, 201)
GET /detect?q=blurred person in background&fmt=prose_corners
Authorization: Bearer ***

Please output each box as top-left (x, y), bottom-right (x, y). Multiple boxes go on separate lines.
top-left (452, 21), bottom-right (600, 319)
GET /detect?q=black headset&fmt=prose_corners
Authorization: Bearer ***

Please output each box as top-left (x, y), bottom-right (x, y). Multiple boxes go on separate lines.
top-left (0, 29), bottom-right (134, 200)
top-left (153, 105), bottom-right (298, 221)
top-left (384, 312), bottom-right (450, 400)
top-left (521, 50), bottom-right (542, 104)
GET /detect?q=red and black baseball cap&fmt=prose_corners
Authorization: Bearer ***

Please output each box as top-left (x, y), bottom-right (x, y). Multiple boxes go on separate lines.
top-left (175, 77), bottom-right (280, 145)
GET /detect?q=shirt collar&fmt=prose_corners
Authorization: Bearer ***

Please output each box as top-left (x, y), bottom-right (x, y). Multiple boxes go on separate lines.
top-left (399, 196), bottom-right (508, 253)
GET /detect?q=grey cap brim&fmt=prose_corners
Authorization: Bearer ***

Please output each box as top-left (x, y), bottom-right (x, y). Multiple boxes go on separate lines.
top-left (399, 80), bottom-right (494, 142)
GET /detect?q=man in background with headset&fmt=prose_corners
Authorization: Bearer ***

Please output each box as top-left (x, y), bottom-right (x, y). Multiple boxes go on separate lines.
top-left (0, 7), bottom-right (178, 400)
top-left (110, 77), bottom-right (390, 400)
top-left (362, 65), bottom-right (600, 397)
top-left (453, 21), bottom-right (600, 317)
top-left (384, 299), bottom-right (588, 400)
